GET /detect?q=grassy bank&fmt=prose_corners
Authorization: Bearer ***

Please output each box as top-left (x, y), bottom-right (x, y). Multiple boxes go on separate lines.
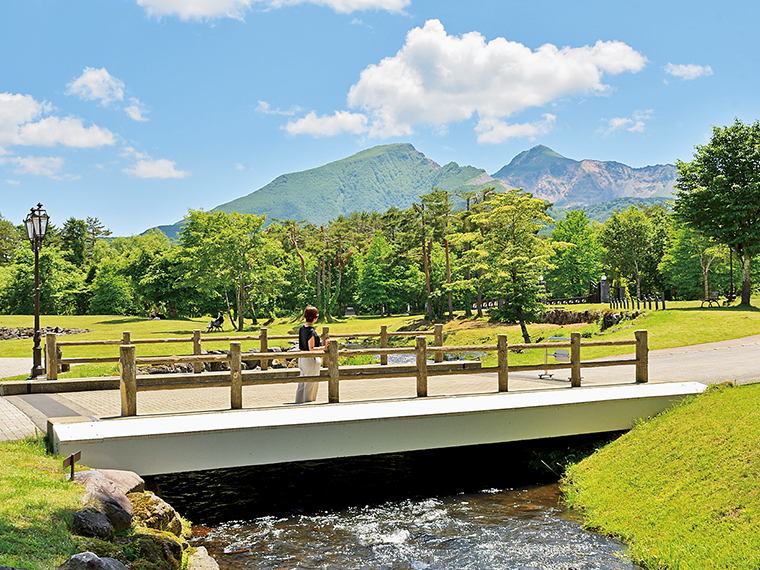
top-left (1, 298), bottom-right (759, 380)
top-left (562, 382), bottom-right (760, 569)
top-left (0, 438), bottom-right (84, 570)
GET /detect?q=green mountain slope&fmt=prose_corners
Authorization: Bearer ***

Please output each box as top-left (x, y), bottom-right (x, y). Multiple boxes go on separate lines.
top-left (155, 143), bottom-right (496, 238)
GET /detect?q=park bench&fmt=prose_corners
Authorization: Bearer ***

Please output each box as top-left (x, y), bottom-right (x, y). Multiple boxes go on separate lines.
top-left (701, 291), bottom-right (720, 308)
top-left (205, 312), bottom-right (224, 332)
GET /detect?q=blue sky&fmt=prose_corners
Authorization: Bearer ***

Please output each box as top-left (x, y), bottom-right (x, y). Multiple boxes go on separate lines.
top-left (1, 0), bottom-right (758, 236)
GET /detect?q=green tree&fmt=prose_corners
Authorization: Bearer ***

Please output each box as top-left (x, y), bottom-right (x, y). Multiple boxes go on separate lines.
top-left (472, 189), bottom-right (553, 343)
top-left (0, 214), bottom-right (23, 264)
top-left (0, 247), bottom-right (85, 315)
top-left (598, 206), bottom-right (655, 299)
top-left (358, 233), bottom-right (393, 314)
top-left (674, 118), bottom-right (760, 305)
top-left (659, 223), bottom-right (726, 300)
top-left (179, 210), bottom-right (287, 329)
top-left (60, 218), bottom-right (88, 267)
top-left (89, 263), bottom-right (135, 315)
top-left (546, 210), bottom-right (603, 298)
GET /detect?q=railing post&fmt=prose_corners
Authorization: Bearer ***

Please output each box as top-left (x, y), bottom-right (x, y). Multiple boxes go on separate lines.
top-left (570, 332), bottom-right (581, 387)
top-left (380, 325), bottom-right (388, 365)
top-left (193, 329), bottom-right (203, 373)
top-left (416, 336), bottom-right (428, 397)
top-left (260, 327), bottom-right (268, 370)
top-left (635, 330), bottom-right (649, 383)
top-left (46, 332), bottom-right (58, 380)
top-left (230, 341), bottom-right (242, 409)
top-left (434, 323), bottom-right (443, 363)
top-left (122, 331), bottom-right (131, 345)
top-left (322, 326), bottom-right (330, 370)
top-left (119, 344), bottom-right (137, 417)
top-left (328, 340), bottom-right (340, 403)
top-left (661, 291), bottom-right (666, 310)
top-left (497, 334), bottom-right (508, 392)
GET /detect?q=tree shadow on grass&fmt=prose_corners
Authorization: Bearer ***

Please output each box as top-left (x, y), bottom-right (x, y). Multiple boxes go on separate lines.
top-left (667, 304), bottom-right (760, 313)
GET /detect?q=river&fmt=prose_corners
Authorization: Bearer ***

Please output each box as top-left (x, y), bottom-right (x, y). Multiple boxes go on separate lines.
top-left (154, 436), bottom-right (640, 569)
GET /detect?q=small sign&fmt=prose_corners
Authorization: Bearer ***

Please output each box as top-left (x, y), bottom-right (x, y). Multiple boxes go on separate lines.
top-left (63, 450), bottom-right (81, 481)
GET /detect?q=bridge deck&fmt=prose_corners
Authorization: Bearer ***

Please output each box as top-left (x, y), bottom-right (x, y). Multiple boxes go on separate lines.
top-left (49, 380), bottom-right (705, 476)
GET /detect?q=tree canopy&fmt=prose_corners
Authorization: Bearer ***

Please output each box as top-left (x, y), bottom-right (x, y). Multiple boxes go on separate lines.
top-left (675, 118), bottom-right (760, 304)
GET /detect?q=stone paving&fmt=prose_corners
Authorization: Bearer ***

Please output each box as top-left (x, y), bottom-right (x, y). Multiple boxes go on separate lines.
top-left (1, 334), bottom-right (759, 442)
top-left (0, 394), bottom-right (39, 441)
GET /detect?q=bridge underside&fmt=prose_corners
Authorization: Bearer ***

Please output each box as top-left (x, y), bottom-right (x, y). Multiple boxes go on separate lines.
top-left (50, 382), bottom-right (704, 476)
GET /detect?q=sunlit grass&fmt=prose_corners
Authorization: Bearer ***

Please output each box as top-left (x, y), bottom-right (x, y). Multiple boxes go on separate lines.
top-left (563, 382), bottom-right (760, 569)
top-left (1, 297), bottom-right (759, 375)
top-left (0, 438), bottom-right (85, 570)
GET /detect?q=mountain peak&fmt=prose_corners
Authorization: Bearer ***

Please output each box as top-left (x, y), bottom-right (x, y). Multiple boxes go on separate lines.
top-left (492, 146), bottom-right (676, 206)
top-left (503, 145), bottom-right (576, 170)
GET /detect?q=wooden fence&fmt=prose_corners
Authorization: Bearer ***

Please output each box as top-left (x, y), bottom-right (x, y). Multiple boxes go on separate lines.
top-left (44, 324), bottom-right (445, 380)
top-left (115, 330), bottom-right (649, 417)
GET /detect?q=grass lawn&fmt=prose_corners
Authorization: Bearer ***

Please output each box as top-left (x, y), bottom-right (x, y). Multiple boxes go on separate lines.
top-left (1, 298), bottom-right (759, 379)
top-left (562, 382), bottom-right (760, 569)
top-left (0, 438), bottom-right (85, 570)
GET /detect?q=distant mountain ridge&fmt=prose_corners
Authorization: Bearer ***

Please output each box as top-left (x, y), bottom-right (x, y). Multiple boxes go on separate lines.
top-left (151, 143), bottom-right (677, 238)
top-left (492, 145), bottom-right (677, 207)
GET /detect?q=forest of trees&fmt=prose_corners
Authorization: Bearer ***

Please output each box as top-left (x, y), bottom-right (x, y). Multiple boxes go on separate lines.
top-left (1, 183), bottom-right (756, 337)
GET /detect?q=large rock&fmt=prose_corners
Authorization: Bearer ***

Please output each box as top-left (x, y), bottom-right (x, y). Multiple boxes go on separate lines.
top-left (186, 547), bottom-right (219, 570)
top-left (114, 532), bottom-right (183, 570)
top-left (97, 470), bottom-right (145, 494)
top-left (72, 507), bottom-right (114, 541)
top-left (56, 552), bottom-right (128, 570)
top-left (128, 492), bottom-right (183, 537)
top-left (74, 471), bottom-right (133, 531)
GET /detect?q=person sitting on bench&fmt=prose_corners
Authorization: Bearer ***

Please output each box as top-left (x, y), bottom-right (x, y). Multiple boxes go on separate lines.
top-left (206, 311), bottom-right (224, 332)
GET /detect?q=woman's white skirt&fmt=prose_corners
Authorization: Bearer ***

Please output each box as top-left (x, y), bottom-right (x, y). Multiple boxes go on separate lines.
top-left (295, 356), bottom-right (322, 403)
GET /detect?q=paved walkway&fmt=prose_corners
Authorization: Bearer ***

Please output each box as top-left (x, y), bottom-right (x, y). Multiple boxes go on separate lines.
top-left (2, 335), bottom-right (759, 442)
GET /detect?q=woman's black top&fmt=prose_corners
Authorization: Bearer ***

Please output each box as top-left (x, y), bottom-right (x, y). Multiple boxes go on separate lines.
top-left (299, 324), bottom-right (320, 351)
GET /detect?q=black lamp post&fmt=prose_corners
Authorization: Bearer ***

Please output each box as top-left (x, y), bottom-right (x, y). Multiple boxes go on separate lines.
top-left (24, 203), bottom-right (49, 379)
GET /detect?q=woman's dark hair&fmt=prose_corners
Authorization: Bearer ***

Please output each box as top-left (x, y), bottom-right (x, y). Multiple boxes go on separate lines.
top-left (304, 306), bottom-right (319, 321)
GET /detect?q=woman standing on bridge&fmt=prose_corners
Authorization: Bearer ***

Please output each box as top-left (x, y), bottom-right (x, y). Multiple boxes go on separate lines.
top-left (295, 306), bottom-right (329, 403)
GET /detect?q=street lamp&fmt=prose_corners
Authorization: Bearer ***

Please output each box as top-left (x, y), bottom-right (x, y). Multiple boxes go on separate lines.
top-left (24, 203), bottom-right (49, 379)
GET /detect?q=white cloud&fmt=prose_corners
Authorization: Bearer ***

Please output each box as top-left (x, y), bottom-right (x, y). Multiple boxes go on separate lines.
top-left (665, 63), bottom-right (713, 80)
top-left (136, 0), bottom-right (406, 20)
top-left (6, 156), bottom-right (65, 178)
top-left (5, 179), bottom-right (20, 185)
top-left (0, 93), bottom-right (115, 150)
top-left (269, 0), bottom-right (408, 14)
top-left (66, 68), bottom-right (125, 106)
top-left (235, 163), bottom-right (246, 170)
top-left (123, 158), bottom-right (190, 179)
top-left (125, 98), bottom-right (150, 122)
top-left (17, 116), bottom-right (115, 147)
top-left (289, 19), bottom-right (646, 141)
top-left (256, 100), bottom-right (303, 116)
top-left (284, 110), bottom-right (369, 137)
top-left (601, 109), bottom-right (652, 135)
top-left (475, 114), bottom-right (556, 144)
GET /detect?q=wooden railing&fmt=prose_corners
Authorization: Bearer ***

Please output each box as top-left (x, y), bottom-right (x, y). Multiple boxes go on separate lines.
top-left (115, 330), bottom-right (649, 417)
top-left (44, 324), bottom-right (445, 379)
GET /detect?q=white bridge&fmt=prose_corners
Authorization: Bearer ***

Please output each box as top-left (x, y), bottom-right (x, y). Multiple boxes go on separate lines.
top-left (50, 382), bottom-right (704, 476)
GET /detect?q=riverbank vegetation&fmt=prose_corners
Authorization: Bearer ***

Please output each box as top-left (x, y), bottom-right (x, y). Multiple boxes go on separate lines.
top-left (563, 382), bottom-right (760, 569)
top-left (0, 438), bottom-right (84, 569)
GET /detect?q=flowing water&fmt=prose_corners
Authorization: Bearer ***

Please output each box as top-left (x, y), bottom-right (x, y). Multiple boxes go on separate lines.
top-left (154, 437), bottom-right (640, 570)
